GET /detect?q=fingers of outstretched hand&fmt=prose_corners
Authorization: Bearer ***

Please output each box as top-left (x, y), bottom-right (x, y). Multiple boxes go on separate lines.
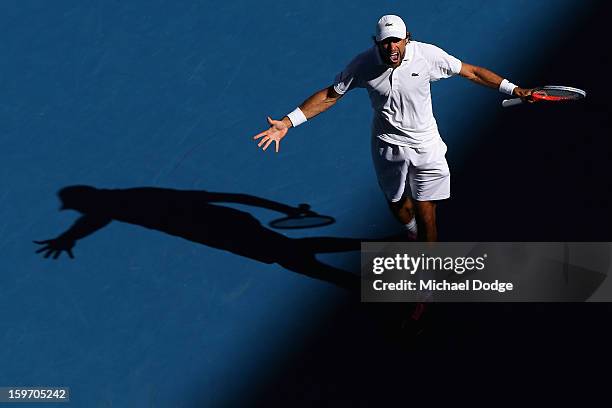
top-left (262, 138), bottom-right (273, 151)
top-left (258, 136), bottom-right (269, 148)
top-left (253, 130), bottom-right (268, 140)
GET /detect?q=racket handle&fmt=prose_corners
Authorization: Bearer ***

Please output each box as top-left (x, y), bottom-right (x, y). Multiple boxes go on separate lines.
top-left (502, 98), bottom-right (524, 108)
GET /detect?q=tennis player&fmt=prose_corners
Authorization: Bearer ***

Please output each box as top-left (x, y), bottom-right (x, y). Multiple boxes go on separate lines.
top-left (253, 15), bottom-right (533, 241)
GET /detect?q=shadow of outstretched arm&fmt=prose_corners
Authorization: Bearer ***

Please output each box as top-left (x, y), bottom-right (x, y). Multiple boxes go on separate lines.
top-left (204, 192), bottom-right (301, 215)
top-left (34, 214), bottom-right (111, 259)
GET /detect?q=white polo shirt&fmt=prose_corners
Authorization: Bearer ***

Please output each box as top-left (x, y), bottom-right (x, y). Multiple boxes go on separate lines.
top-left (333, 41), bottom-right (462, 147)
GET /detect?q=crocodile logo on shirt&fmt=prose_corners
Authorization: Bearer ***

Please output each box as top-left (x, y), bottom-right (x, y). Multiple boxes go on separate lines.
top-left (411, 73), bottom-right (419, 76)
top-left (385, 23), bottom-right (393, 26)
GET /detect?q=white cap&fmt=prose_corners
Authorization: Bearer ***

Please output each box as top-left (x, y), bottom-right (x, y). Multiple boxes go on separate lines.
top-left (375, 15), bottom-right (407, 41)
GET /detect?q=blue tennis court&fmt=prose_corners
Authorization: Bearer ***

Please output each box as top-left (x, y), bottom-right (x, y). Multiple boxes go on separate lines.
top-left (2, 0), bottom-right (611, 406)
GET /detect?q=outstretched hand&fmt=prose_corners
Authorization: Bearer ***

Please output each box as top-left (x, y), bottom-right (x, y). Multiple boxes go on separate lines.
top-left (33, 237), bottom-right (75, 259)
top-left (253, 117), bottom-right (289, 153)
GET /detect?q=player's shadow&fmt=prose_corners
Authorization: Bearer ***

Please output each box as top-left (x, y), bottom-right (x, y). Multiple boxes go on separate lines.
top-left (34, 185), bottom-right (365, 291)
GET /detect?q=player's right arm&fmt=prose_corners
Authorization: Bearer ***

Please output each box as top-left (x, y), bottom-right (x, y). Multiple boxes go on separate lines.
top-left (253, 86), bottom-right (343, 153)
top-left (459, 63), bottom-right (533, 99)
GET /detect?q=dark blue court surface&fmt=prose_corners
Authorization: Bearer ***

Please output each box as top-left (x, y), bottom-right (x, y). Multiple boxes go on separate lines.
top-left (2, 1), bottom-right (611, 406)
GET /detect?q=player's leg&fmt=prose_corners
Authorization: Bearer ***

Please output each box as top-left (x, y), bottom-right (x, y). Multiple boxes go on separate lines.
top-left (371, 137), bottom-right (416, 239)
top-left (388, 196), bottom-right (414, 223)
top-left (387, 196), bottom-right (418, 239)
top-left (407, 138), bottom-right (450, 242)
top-left (414, 199), bottom-right (437, 242)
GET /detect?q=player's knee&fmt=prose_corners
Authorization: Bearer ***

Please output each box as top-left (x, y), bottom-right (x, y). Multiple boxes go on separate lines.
top-left (389, 196), bottom-right (413, 210)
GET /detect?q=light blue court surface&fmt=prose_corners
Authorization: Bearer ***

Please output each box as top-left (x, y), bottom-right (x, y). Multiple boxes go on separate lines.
top-left (1, 1), bottom-right (609, 406)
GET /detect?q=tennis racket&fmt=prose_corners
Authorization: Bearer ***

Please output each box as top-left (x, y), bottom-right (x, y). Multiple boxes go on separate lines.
top-left (502, 85), bottom-right (586, 108)
top-left (269, 204), bottom-right (335, 229)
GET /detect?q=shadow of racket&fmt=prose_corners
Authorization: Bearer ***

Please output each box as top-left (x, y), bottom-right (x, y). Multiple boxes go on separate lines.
top-left (269, 204), bottom-right (335, 229)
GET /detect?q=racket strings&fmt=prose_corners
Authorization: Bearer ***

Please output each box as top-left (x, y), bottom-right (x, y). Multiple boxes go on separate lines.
top-left (533, 86), bottom-right (585, 101)
top-left (537, 90), bottom-right (579, 97)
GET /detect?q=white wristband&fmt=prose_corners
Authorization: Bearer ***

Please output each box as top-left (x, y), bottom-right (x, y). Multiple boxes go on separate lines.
top-left (499, 79), bottom-right (518, 96)
top-left (286, 107), bottom-right (307, 127)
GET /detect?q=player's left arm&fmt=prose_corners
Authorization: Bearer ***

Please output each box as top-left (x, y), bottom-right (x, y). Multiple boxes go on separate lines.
top-left (459, 62), bottom-right (532, 98)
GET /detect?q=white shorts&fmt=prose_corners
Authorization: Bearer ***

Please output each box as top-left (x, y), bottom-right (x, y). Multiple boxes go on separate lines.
top-left (371, 136), bottom-right (450, 202)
